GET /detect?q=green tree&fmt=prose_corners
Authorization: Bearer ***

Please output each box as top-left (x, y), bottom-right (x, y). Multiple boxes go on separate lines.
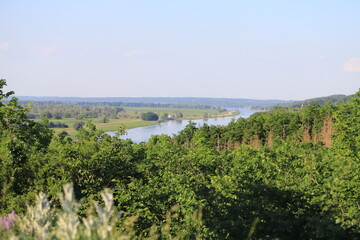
top-left (73, 121), bottom-right (85, 130)
top-left (0, 79), bottom-right (53, 212)
top-left (99, 116), bottom-right (109, 123)
top-left (140, 112), bottom-right (159, 121)
top-left (329, 90), bottom-right (360, 230)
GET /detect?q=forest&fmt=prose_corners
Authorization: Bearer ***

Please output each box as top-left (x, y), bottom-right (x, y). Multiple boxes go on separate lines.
top-left (0, 79), bottom-right (359, 239)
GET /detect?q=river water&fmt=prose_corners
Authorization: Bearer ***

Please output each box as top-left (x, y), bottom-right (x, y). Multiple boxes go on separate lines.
top-left (110, 108), bottom-right (257, 143)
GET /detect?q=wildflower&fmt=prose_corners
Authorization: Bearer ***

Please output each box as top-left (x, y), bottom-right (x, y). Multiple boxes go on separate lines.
top-left (0, 210), bottom-right (16, 230)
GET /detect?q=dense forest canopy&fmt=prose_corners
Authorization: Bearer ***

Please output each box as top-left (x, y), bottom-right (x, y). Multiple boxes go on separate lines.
top-left (0, 79), bottom-right (359, 239)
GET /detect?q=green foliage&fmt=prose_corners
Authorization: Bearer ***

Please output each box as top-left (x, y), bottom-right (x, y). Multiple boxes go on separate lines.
top-left (281, 94), bottom-right (351, 108)
top-left (141, 112), bottom-right (159, 121)
top-left (73, 121), bottom-right (85, 130)
top-left (99, 116), bottom-right (109, 123)
top-left (0, 79), bottom-right (53, 213)
top-left (49, 121), bottom-right (68, 128)
top-left (328, 90), bottom-right (360, 230)
top-left (1, 80), bottom-right (359, 239)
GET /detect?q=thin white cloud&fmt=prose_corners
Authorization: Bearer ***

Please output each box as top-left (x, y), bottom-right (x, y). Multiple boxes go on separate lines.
top-left (123, 49), bottom-right (165, 57)
top-left (77, 46), bottom-right (91, 56)
top-left (40, 44), bottom-right (66, 57)
top-left (343, 58), bottom-right (360, 72)
top-left (0, 42), bottom-right (9, 51)
top-left (123, 49), bottom-right (147, 57)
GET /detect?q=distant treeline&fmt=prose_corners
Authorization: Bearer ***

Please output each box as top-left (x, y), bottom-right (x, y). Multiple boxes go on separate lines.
top-left (15, 96), bottom-right (292, 108)
top-left (275, 94), bottom-right (352, 109)
top-left (23, 102), bottom-right (223, 120)
top-left (26, 104), bottom-right (127, 120)
top-left (18, 101), bottom-right (215, 109)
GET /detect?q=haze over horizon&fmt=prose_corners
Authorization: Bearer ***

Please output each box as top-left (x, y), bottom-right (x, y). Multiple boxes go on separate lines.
top-left (1, 1), bottom-right (359, 100)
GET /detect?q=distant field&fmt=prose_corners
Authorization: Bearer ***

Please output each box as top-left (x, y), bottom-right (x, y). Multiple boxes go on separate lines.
top-left (47, 118), bottom-right (158, 137)
top-left (40, 107), bottom-right (238, 137)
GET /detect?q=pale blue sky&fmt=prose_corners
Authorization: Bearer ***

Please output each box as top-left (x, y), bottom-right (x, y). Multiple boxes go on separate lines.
top-left (0, 0), bottom-right (359, 99)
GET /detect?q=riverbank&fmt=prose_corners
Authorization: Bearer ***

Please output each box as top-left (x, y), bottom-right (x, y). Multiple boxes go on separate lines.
top-left (51, 110), bottom-right (239, 137)
top-left (116, 109), bottom-right (255, 143)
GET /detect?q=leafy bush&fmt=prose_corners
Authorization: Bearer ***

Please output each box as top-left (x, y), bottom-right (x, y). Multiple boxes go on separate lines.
top-left (73, 121), bottom-right (85, 130)
top-left (49, 122), bottom-right (69, 128)
top-left (140, 112), bottom-right (159, 121)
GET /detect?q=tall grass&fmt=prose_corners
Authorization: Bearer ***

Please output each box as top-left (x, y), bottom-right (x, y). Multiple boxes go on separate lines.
top-left (0, 184), bottom-right (203, 239)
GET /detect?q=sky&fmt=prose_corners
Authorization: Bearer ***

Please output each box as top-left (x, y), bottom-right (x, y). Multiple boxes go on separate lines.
top-left (0, 0), bottom-right (359, 100)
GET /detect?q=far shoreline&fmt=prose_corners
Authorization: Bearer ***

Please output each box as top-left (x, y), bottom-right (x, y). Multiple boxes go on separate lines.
top-left (51, 110), bottom-right (240, 137)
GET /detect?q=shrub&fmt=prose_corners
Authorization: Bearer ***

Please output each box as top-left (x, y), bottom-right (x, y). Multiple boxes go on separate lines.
top-left (73, 121), bottom-right (85, 130)
top-left (141, 112), bottom-right (159, 121)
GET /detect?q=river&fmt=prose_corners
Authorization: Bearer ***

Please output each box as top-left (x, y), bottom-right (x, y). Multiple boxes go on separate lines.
top-left (109, 108), bottom-right (258, 143)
